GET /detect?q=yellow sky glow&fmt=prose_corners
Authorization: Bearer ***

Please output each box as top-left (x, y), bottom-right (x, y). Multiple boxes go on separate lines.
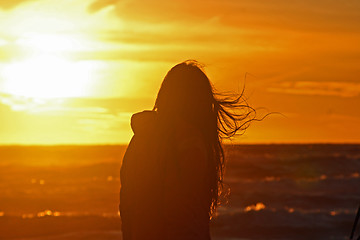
top-left (0, 0), bottom-right (360, 144)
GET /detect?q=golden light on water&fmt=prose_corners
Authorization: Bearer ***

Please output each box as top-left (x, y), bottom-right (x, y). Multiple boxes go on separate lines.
top-left (21, 210), bottom-right (62, 219)
top-left (244, 202), bottom-right (266, 212)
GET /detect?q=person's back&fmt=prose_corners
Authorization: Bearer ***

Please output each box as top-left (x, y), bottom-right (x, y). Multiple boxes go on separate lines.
top-left (120, 110), bottom-right (212, 240)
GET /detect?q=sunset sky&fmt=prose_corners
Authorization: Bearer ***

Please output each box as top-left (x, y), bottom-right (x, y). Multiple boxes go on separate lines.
top-left (0, 0), bottom-right (359, 144)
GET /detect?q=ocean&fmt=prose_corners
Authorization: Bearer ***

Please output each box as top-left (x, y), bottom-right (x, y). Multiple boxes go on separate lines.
top-left (0, 144), bottom-right (359, 240)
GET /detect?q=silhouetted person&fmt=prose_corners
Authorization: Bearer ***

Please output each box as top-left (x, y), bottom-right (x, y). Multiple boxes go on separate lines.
top-left (120, 60), bottom-right (255, 240)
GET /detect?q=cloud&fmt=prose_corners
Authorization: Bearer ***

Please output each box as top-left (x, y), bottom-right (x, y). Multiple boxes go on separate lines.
top-left (0, 92), bottom-right (152, 117)
top-left (81, 0), bottom-right (360, 66)
top-left (89, 0), bottom-right (360, 33)
top-left (0, 0), bottom-right (35, 10)
top-left (267, 81), bottom-right (360, 98)
top-left (87, 0), bottom-right (118, 13)
top-left (0, 92), bottom-right (153, 140)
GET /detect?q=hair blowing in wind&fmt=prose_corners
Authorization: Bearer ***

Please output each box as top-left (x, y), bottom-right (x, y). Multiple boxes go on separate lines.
top-left (153, 60), bottom-right (259, 217)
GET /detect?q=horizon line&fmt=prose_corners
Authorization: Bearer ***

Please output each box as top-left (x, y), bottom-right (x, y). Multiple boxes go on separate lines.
top-left (1, 142), bottom-right (360, 147)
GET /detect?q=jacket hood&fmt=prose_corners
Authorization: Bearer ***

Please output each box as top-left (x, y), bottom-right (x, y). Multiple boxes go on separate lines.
top-left (131, 110), bottom-right (158, 135)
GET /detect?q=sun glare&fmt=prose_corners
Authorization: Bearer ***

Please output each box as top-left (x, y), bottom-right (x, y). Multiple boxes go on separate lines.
top-left (2, 54), bottom-right (103, 98)
top-left (0, 7), bottom-right (109, 99)
top-left (0, 30), bottom-right (106, 99)
top-left (16, 33), bottom-right (87, 53)
top-left (0, 1), bottom-right (132, 100)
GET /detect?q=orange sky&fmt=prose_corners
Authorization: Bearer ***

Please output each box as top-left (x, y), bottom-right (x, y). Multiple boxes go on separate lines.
top-left (0, 0), bottom-right (360, 144)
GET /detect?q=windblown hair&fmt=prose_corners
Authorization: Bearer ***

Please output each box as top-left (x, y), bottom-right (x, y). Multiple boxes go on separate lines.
top-left (153, 60), bottom-right (257, 217)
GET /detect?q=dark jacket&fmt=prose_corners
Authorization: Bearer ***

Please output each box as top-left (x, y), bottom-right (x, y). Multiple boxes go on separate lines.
top-left (120, 111), bottom-right (211, 240)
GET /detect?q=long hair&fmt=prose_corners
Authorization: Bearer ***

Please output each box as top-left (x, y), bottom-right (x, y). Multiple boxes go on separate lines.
top-left (153, 60), bottom-right (257, 217)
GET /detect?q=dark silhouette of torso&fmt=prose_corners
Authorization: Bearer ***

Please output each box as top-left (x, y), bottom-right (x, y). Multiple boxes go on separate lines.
top-left (120, 111), bottom-right (211, 240)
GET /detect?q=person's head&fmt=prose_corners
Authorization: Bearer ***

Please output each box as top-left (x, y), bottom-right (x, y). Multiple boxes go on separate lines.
top-left (153, 60), bottom-right (215, 129)
top-left (154, 60), bottom-right (257, 217)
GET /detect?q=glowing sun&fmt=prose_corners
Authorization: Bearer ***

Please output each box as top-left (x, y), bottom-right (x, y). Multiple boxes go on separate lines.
top-left (1, 34), bottom-right (103, 99)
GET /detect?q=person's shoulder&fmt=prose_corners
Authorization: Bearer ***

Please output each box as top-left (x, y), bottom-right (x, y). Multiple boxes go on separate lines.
top-left (130, 110), bottom-right (158, 135)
